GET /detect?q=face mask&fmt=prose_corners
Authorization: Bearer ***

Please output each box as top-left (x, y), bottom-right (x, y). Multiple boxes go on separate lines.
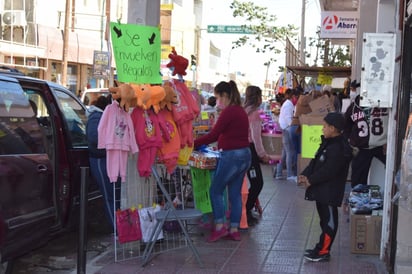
top-left (350, 91), bottom-right (358, 102)
top-left (291, 97), bottom-right (298, 105)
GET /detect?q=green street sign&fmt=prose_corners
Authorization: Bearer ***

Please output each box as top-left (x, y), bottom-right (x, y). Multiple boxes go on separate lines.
top-left (207, 25), bottom-right (253, 34)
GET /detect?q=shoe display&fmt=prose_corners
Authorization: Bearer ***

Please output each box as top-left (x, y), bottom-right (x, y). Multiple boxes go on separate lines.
top-left (304, 252), bottom-right (331, 262)
top-left (225, 231), bottom-right (241, 241)
top-left (207, 227), bottom-right (228, 242)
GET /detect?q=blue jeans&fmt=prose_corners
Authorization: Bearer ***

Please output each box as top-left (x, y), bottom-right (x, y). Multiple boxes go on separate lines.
top-left (89, 157), bottom-right (119, 229)
top-left (275, 148), bottom-right (286, 178)
top-left (282, 127), bottom-right (297, 177)
top-left (211, 147), bottom-right (251, 228)
top-left (288, 125), bottom-right (300, 174)
top-left (290, 125), bottom-right (300, 155)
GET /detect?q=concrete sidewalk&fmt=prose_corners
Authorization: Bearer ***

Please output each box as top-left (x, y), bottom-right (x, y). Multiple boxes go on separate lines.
top-left (90, 165), bottom-right (388, 274)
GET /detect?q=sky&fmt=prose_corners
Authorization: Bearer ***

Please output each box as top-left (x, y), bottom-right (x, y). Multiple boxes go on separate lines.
top-left (204, 0), bottom-right (321, 86)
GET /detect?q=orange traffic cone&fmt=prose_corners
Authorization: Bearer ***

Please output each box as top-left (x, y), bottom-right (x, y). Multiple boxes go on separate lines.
top-left (239, 176), bottom-right (249, 230)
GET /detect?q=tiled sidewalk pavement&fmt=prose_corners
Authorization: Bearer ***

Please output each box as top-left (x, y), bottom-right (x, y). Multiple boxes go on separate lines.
top-left (92, 164), bottom-right (388, 274)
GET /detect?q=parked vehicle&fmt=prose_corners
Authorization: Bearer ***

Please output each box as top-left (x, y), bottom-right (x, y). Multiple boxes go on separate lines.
top-left (0, 68), bottom-right (100, 274)
top-left (80, 87), bottom-right (110, 106)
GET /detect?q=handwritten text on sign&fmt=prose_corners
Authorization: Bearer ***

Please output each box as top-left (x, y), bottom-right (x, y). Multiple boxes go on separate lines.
top-left (301, 124), bottom-right (323, 158)
top-left (110, 23), bottom-right (162, 84)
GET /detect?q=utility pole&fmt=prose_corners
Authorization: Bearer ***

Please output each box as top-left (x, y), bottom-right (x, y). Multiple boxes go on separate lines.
top-left (61, 0), bottom-right (71, 87)
top-left (300, 0), bottom-right (306, 66)
top-left (127, 0), bottom-right (160, 26)
top-left (264, 61), bottom-right (271, 98)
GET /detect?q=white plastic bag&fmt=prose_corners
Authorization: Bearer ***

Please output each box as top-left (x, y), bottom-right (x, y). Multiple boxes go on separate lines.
top-left (138, 205), bottom-right (164, 243)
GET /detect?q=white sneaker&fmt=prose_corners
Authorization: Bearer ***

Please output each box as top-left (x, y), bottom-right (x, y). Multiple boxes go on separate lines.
top-left (287, 176), bottom-right (297, 183)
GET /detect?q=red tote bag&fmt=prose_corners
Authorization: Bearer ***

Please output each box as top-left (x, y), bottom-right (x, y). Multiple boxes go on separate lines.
top-left (116, 208), bottom-right (142, 244)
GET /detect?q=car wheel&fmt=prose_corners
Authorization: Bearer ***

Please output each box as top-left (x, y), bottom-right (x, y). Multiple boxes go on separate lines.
top-left (0, 260), bottom-right (13, 274)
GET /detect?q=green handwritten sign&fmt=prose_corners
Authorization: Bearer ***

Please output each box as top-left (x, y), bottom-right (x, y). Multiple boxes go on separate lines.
top-left (301, 124), bottom-right (323, 158)
top-left (110, 22), bottom-right (162, 84)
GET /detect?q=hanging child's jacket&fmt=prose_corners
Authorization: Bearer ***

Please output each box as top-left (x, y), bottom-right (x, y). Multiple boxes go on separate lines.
top-left (131, 107), bottom-right (163, 177)
top-left (170, 79), bottom-right (200, 147)
top-left (98, 100), bottom-right (138, 182)
top-left (157, 108), bottom-right (181, 174)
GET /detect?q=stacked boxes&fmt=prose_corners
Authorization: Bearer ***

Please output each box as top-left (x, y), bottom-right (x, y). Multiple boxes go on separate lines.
top-left (350, 209), bottom-right (383, 254)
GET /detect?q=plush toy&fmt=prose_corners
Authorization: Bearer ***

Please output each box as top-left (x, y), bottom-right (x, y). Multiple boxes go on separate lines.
top-left (109, 82), bottom-right (138, 112)
top-left (133, 84), bottom-right (152, 109)
top-left (131, 84), bottom-right (166, 113)
top-left (166, 47), bottom-right (189, 76)
top-left (159, 82), bottom-right (178, 111)
top-left (109, 83), bottom-right (165, 113)
top-left (143, 85), bottom-right (166, 114)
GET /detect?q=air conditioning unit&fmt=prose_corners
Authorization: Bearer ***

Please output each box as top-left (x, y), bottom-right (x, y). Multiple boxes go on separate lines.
top-left (2, 10), bottom-right (27, 27)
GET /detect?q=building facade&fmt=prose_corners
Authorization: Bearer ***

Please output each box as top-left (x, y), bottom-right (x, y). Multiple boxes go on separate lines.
top-left (319, 0), bottom-right (412, 273)
top-left (0, 0), bottom-right (122, 95)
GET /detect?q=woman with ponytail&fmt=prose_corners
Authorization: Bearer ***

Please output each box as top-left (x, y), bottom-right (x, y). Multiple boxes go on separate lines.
top-left (194, 80), bottom-right (251, 242)
top-left (243, 85), bottom-right (279, 225)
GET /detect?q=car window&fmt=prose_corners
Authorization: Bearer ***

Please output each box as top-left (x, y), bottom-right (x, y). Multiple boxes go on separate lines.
top-left (82, 89), bottom-right (110, 106)
top-left (28, 93), bottom-right (49, 118)
top-left (52, 89), bottom-right (88, 147)
top-left (0, 80), bottom-right (46, 154)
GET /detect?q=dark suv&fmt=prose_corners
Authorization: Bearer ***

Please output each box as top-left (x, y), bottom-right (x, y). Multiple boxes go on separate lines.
top-left (0, 69), bottom-right (99, 273)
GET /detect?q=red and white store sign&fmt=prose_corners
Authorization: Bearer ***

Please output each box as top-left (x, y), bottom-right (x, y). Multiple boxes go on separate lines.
top-left (320, 11), bottom-right (358, 39)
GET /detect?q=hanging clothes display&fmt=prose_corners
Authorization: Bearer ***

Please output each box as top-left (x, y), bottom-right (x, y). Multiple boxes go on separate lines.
top-left (131, 108), bottom-right (163, 177)
top-left (170, 79), bottom-right (200, 148)
top-left (157, 108), bottom-right (181, 174)
top-left (98, 100), bottom-right (139, 182)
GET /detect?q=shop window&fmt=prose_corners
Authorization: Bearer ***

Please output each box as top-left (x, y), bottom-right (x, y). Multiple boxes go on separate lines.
top-left (67, 65), bottom-right (78, 95)
top-left (51, 62), bottom-right (62, 84)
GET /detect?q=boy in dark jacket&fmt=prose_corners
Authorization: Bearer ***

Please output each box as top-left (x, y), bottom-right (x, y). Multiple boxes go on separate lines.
top-left (298, 112), bottom-right (353, 262)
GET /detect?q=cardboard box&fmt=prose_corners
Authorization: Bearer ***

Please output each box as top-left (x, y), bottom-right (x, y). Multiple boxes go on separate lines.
top-left (350, 209), bottom-right (382, 254)
top-left (262, 132), bottom-right (282, 156)
top-left (308, 95), bottom-right (335, 115)
top-left (298, 154), bottom-right (311, 174)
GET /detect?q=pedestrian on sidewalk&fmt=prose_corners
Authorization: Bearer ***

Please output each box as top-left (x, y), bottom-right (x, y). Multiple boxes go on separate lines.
top-left (86, 95), bottom-right (119, 229)
top-left (298, 112), bottom-right (353, 262)
top-left (194, 80), bottom-right (251, 242)
top-left (276, 88), bottom-right (299, 182)
top-left (243, 85), bottom-right (279, 226)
